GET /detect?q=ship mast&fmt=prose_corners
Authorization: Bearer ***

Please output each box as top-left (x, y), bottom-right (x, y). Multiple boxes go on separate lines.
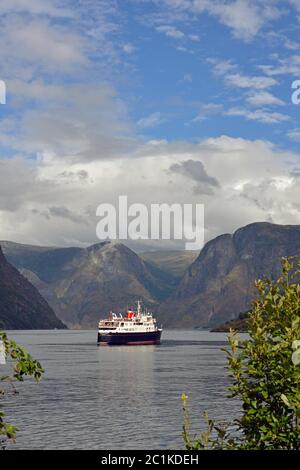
top-left (137, 300), bottom-right (142, 318)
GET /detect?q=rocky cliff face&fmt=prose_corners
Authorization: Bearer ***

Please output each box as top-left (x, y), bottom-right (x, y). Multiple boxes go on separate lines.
top-left (158, 223), bottom-right (300, 328)
top-left (0, 246), bottom-right (66, 330)
top-left (141, 250), bottom-right (198, 281)
top-left (2, 241), bottom-right (173, 328)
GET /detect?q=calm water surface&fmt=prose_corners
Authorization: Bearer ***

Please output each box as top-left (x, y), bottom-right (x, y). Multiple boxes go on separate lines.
top-left (3, 329), bottom-right (242, 450)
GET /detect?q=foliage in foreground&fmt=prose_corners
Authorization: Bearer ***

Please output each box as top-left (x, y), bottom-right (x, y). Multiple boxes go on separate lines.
top-left (0, 331), bottom-right (44, 443)
top-left (183, 258), bottom-right (300, 450)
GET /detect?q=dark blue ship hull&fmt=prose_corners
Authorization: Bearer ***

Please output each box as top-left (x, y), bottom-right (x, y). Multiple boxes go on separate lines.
top-left (97, 330), bottom-right (162, 346)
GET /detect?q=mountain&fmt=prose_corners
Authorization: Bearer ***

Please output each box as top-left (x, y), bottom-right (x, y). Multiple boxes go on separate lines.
top-left (0, 246), bottom-right (66, 330)
top-left (1, 241), bottom-right (175, 328)
top-left (141, 250), bottom-right (198, 281)
top-left (158, 222), bottom-right (300, 328)
top-left (4, 222), bottom-right (300, 330)
top-left (211, 312), bottom-right (250, 332)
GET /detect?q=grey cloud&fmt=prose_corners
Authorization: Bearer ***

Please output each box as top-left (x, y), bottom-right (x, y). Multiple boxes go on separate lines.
top-left (58, 170), bottom-right (90, 181)
top-left (0, 157), bottom-right (44, 211)
top-left (48, 206), bottom-right (88, 225)
top-left (0, 16), bottom-right (87, 78)
top-left (4, 83), bottom-right (137, 162)
top-left (0, 0), bottom-right (73, 17)
top-left (289, 167), bottom-right (300, 177)
top-left (0, 136), bottom-right (299, 250)
top-left (31, 209), bottom-right (50, 220)
top-left (169, 159), bottom-right (220, 194)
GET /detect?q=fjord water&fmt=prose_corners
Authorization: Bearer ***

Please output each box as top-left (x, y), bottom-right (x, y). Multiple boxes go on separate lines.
top-left (5, 330), bottom-right (241, 450)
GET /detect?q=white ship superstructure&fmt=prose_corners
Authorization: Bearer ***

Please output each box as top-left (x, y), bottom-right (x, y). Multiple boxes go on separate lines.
top-left (97, 301), bottom-right (162, 345)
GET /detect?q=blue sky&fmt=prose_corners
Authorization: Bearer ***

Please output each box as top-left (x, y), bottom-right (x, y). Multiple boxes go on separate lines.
top-left (1, 0), bottom-right (300, 248)
top-left (123, 0), bottom-right (300, 148)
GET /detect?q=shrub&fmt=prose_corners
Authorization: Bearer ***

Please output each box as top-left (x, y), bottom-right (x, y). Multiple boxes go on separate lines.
top-left (183, 258), bottom-right (300, 450)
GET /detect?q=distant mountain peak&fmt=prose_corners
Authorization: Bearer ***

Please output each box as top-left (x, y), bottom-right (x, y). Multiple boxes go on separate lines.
top-left (87, 240), bottom-right (125, 253)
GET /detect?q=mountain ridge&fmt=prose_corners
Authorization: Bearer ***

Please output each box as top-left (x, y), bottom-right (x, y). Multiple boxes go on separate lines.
top-left (2, 240), bottom-right (175, 328)
top-left (3, 222), bottom-right (300, 329)
top-left (158, 222), bottom-right (300, 328)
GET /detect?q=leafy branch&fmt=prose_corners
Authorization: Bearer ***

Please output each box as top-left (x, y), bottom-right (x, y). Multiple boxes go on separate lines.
top-left (0, 331), bottom-right (44, 443)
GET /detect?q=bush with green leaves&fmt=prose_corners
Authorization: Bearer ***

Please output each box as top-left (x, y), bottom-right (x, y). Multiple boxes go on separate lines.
top-left (182, 257), bottom-right (300, 450)
top-left (0, 331), bottom-right (44, 443)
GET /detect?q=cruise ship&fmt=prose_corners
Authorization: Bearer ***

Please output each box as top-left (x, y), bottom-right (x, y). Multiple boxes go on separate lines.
top-left (97, 301), bottom-right (162, 346)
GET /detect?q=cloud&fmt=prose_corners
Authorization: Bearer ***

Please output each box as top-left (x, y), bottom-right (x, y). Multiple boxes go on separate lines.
top-left (48, 206), bottom-right (88, 225)
top-left (246, 90), bottom-right (285, 107)
top-left (0, 16), bottom-right (87, 77)
top-left (137, 112), bottom-right (166, 129)
top-left (191, 103), bottom-right (224, 123)
top-left (183, 73), bottom-right (193, 82)
top-left (207, 0), bottom-right (281, 42)
top-left (0, 0), bottom-right (72, 17)
top-left (1, 81), bottom-right (135, 162)
top-left (288, 0), bottom-right (300, 11)
top-left (207, 61), bottom-right (283, 120)
top-left (58, 170), bottom-right (90, 182)
top-left (284, 39), bottom-right (299, 51)
top-left (0, 0), bottom-right (128, 82)
top-left (207, 58), bottom-right (238, 76)
top-left (0, 157), bottom-right (42, 212)
top-left (170, 159), bottom-right (220, 194)
top-left (0, 0), bottom-right (299, 250)
top-left (122, 43), bottom-right (136, 54)
top-left (0, 1), bottom-right (138, 165)
top-left (225, 73), bottom-right (278, 90)
top-left (287, 128), bottom-right (300, 142)
top-left (1, 136), bottom-right (300, 249)
top-left (205, 59), bottom-right (287, 125)
top-left (142, 0), bottom-right (283, 42)
top-left (189, 34), bottom-right (200, 41)
top-left (226, 107), bottom-right (290, 124)
top-left (156, 25), bottom-right (185, 39)
top-left (191, 99), bottom-right (287, 125)
top-left (259, 55), bottom-right (300, 77)
top-left (176, 45), bottom-right (192, 53)
top-left (289, 166), bottom-right (300, 177)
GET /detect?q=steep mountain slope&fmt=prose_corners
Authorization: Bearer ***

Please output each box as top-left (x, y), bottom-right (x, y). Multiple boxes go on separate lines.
top-left (158, 223), bottom-right (300, 328)
top-left (2, 241), bottom-right (174, 328)
top-left (141, 250), bottom-right (198, 281)
top-left (211, 312), bottom-right (250, 332)
top-left (0, 246), bottom-right (66, 330)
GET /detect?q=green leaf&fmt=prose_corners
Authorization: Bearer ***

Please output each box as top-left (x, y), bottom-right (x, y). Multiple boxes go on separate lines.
top-left (281, 394), bottom-right (291, 407)
top-left (292, 349), bottom-right (300, 366)
top-left (292, 340), bottom-right (300, 350)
